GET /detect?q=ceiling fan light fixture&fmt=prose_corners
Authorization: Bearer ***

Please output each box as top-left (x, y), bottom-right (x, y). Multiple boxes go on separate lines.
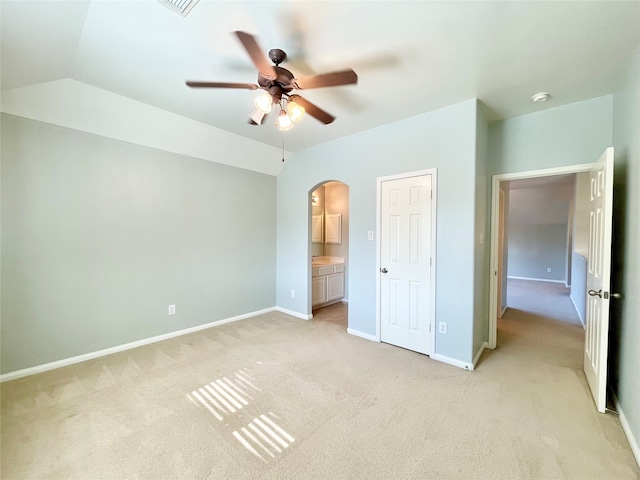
top-left (278, 109), bottom-right (293, 131)
top-left (249, 109), bottom-right (267, 125)
top-left (287, 100), bottom-right (305, 122)
top-left (255, 93), bottom-right (273, 114)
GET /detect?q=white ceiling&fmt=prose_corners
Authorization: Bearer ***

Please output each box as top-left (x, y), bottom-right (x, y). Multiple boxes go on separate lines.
top-left (2, 0), bottom-right (639, 152)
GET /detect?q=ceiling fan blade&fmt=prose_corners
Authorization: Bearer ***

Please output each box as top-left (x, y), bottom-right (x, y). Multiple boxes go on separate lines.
top-left (186, 81), bottom-right (259, 90)
top-left (292, 69), bottom-right (358, 90)
top-left (234, 31), bottom-right (277, 80)
top-left (290, 95), bottom-right (335, 124)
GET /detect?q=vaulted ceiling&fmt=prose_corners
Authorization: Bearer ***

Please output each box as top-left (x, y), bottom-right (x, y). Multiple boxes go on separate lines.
top-left (2, 1), bottom-right (639, 152)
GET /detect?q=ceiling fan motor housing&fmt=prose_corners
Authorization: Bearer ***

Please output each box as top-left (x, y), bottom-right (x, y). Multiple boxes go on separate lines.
top-left (258, 66), bottom-right (295, 97)
top-left (268, 49), bottom-right (287, 66)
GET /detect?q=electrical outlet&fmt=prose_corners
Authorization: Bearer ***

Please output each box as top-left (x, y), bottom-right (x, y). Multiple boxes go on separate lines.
top-left (547, 267), bottom-right (552, 273)
top-left (168, 304), bottom-right (176, 315)
top-left (290, 290), bottom-right (295, 298)
top-left (438, 322), bottom-right (447, 334)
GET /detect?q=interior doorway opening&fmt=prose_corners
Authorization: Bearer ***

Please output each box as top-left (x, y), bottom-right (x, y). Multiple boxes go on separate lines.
top-left (489, 163), bottom-right (595, 348)
top-left (309, 181), bottom-right (349, 329)
top-left (489, 149), bottom-right (615, 413)
top-left (498, 173), bottom-right (589, 329)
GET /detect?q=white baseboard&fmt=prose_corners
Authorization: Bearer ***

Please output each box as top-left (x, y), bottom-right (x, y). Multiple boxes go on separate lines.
top-left (570, 294), bottom-right (586, 328)
top-left (431, 353), bottom-right (474, 371)
top-left (0, 307), bottom-right (276, 383)
top-left (472, 342), bottom-right (489, 369)
top-left (347, 328), bottom-right (377, 342)
top-left (615, 395), bottom-right (640, 469)
top-left (499, 305), bottom-right (508, 318)
top-left (274, 306), bottom-right (313, 320)
top-left (507, 275), bottom-right (566, 284)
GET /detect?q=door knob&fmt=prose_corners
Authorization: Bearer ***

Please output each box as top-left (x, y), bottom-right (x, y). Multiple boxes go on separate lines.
top-left (380, 268), bottom-right (388, 274)
top-left (588, 289), bottom-right (602, 298)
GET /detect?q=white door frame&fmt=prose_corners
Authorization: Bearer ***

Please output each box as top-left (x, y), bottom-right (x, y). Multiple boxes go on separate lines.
top-left (488, 163), bottom-right (594, 348)
top-left (497, 188), bottom-right (506, 318)
top-left (376, 168), bottom-right (437, 355)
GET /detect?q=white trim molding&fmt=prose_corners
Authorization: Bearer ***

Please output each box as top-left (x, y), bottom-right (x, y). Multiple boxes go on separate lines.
top-left (430, 353), bottom-right (474, 371)
top-left (570, 295), bottom-right (586, 328)
top-left (275, 306), bottom-right (313, 320)
top-left (488, 162), bottom-right (595, 349)
top-left (615, 395), bottom-right (640, 469)
top-left (347, 328), bottom-right (378, 342)
top-left (473, 342), bottom-right (489, 369)
top-left (0, 307), bottom-right (277, 383)
top-left (507, 275), bottom-right (566, 284)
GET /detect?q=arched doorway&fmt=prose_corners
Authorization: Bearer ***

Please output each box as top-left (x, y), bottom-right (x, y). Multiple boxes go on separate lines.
top-left (309, 181), bottom-right (349, 327)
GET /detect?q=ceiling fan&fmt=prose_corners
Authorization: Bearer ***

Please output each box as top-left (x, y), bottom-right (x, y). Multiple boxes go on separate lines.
top-left (186, 31), bottom-right (358, 130)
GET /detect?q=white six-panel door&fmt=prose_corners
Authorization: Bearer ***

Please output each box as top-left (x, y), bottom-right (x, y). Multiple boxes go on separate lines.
top-left (379, 173), bottom-right (434, 355)
top-left (584, 147), bottom-right (614, 413)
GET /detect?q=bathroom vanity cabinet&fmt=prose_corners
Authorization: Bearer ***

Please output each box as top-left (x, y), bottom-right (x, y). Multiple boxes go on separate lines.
top-left (312, 261), bottom-right (345, 307)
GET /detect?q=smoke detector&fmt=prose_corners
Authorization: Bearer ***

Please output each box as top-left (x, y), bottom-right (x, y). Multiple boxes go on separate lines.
top-left (531, 92), bottom-right (551, 103)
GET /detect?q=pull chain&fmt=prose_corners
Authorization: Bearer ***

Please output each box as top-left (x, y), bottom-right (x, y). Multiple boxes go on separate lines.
top-left (282, 137), bottom-right (285, 163)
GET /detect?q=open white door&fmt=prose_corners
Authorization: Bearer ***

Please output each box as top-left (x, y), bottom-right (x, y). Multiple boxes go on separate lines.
top-left (584, 147), bottom-right (614, 413)
top-left (379, 172), bottom-right (435, 355)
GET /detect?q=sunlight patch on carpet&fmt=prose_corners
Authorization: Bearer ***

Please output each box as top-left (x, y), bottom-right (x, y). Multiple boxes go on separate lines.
top-left (187, 370), bottom-right (257, 420)
top-left (233, 414), bottom-right (295, 463)
top-left (235, 368), bottom-right (261, 392)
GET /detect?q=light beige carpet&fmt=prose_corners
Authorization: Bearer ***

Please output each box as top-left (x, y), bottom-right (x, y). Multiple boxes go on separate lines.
top-left (505, 278), bottom-right (583, 327)
top-left (1, 302), bottom-right (638, 479)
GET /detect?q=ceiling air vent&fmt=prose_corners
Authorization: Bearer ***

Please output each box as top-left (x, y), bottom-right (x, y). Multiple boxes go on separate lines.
top-left (157, 0), bottom-right (200, 17)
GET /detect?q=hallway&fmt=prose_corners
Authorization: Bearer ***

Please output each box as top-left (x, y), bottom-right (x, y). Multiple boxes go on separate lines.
top-left (505, 278), bottom-right (582, 327)
top-left (498, 278), bottom-right (584, 375)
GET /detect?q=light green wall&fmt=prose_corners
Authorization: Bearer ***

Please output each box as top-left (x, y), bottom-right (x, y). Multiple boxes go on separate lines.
top-left (489, 96), bottom-right (614, 175)
top-left (611, 47), bottom-right (640, 458)
top-left (508, 223), bottom-right (570, 280)
top-left (507, 183), bottom-right (573, 282)
top-left (1, 114), bottom-right (277, 373)
top-left (277, 100), bottom-right (479, 363)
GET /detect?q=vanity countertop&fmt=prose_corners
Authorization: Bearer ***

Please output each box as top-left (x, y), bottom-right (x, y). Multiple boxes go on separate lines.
top-left (311, 256), bottom-right (344, 266)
